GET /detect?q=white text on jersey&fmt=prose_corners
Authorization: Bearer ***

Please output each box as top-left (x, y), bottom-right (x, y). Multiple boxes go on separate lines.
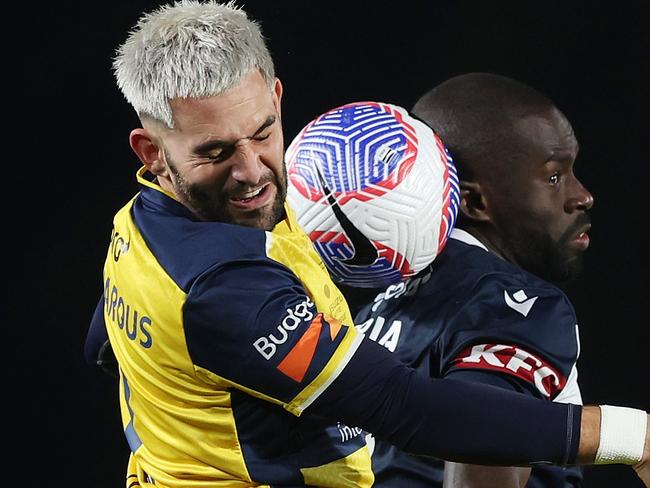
top-left (356, 316), bottom-right (401, 352)
top-left (253, 297), bottom-right (315, 359)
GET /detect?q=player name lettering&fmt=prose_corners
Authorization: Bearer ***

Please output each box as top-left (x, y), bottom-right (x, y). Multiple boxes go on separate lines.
top-left (104, 276), bottom-right (153, 348)
top-left (371, 271), bottom-right (432, 312)
top-left (253, 297), bottom-right (315, 359)
top-left (110, 228), bottom-right (130, 262)
top-left (356, 316), bottom-right (401, 352)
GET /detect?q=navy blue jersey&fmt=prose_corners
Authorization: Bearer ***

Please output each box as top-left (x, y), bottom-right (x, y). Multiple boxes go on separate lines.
top-left (351, 228), bottom-right (583, 487)
top-left (86, 175), bottom-right (584, 484)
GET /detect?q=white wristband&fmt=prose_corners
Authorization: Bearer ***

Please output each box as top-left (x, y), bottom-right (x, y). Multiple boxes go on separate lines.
top-left (594, 405), bottom-right (647, 465)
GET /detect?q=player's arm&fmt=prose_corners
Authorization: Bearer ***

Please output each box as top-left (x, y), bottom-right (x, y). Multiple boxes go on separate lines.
top-left (185, 259), bottom-right (577, 465)
top-left (443, 462), bottom-right (530, 488)
top-left (635, 447), bottom-right (650, 485)
top-left (577, 405), bottom-right (649, 487)
top-left (439, 372), bottom-right (533, 488)
top-left (182, 261), bottom-right (650, 474)
top-left (436, 278), bottom-right (584, 487)
top-left (83, 294), bottom-right (120, 377)
top-left (308, 338), bottom-right (649, 474)
top-left (84, 294), bottom-right (107, 366)
top-left (310, 337), bottom-right (579, 465)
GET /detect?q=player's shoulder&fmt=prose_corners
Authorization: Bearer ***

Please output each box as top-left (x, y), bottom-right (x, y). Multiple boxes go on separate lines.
top-left (432, 229), bottom-right (578, 346)
top-left (436, 233), bottom-right (581, 400)
top-left (131, 186), bottom-right (275, 291)
top-left (357, 229), bottom-right (563, 319)
top-left (438, 229), bottom-right (563, 297)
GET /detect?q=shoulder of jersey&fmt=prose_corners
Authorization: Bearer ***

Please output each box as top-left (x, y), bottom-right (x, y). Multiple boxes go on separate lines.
top-left (437, 238), bottom-right (554, 291)
top-left (132, 192), bottom-right (271, 290)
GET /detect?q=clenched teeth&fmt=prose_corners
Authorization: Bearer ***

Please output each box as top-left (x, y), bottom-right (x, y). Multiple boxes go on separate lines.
top-left (233, 186), bottom-right (264, 201)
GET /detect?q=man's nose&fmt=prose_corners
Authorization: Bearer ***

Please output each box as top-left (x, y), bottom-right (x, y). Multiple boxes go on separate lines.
top-left (230, 140), bottom-right (264, 184)
top-left (566, 177), bottom-right (594, 212)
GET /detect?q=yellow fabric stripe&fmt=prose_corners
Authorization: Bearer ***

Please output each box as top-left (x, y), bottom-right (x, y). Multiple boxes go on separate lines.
top-left (286, 324), bottom-right (363, 416)
top-left (136, 167), bottom-right (178, 200)
top-left (192, 365), bottom-right (286, 409)
top-left (106, 196), bottom-right (256, 486)
top-left (301, 445), bottom-right (374, 487)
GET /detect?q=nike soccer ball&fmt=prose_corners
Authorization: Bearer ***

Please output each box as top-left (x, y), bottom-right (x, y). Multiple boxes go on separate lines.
top-left (286, 101), bottom-right (459, 288)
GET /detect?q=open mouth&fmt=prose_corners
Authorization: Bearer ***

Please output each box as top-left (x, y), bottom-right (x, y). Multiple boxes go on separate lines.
top-left (231, 185), bottom-right (267, 202)
top-left (229, 184), bottom-right (272, 208)
top-left (571, 225), bottom-right (591, 250)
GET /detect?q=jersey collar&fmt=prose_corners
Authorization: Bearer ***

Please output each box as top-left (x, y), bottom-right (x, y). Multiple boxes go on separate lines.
top-left (136, 167), bottom-right (178, 201)
top-left (136, 166), bottom-right (296, 231)
top-left (450, 228), bottom-right (489, 252)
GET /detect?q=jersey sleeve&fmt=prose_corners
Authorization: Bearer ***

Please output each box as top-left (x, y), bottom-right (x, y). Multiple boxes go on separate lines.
top-left (437, 272), bottom-right (580, 400)
top-left (183, 258), bottom-right (363, 415)
top-left (171, 260), bottom-right (584, 467)
top-left (84, 295), bottom-right (107, 366)
top-left (310, 337), bottom-right (582, 466)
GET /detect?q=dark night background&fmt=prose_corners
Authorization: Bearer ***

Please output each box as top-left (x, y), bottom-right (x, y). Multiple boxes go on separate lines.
top-left (12, 1), bottom-right (648, 486)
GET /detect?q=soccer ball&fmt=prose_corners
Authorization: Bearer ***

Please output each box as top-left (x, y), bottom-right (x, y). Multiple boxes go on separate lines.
top-left (286, 101), bottom-right (459, 288)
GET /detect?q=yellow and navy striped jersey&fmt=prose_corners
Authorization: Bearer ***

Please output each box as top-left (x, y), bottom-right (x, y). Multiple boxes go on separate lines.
top-left (102, 168), bottom-right (373, 487)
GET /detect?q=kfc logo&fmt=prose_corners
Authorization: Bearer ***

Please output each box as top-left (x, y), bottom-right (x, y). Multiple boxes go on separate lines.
top-left (452, 343), bottom-right (567, 399)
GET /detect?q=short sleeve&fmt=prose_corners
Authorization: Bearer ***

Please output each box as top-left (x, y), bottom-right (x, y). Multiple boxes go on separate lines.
top-left (439, 272), bottom-right (580, 400)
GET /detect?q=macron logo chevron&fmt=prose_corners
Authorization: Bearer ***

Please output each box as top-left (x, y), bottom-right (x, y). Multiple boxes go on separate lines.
top-left (504, 290), bottom-right (538, 317)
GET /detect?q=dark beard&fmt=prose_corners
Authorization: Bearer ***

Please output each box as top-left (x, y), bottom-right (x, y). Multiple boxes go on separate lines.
top-left (505, 217), bottom-right (589, 284)
top-left (515, 234), bottom-right (584, 284)
top-left (166, 153), bottom-right (287, 230)
top-left (184, 172), bottom-right (287, 229)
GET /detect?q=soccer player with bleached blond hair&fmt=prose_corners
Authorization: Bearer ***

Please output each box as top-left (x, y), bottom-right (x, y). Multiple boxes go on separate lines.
top-left (85, 1), bottom-right (649, 486)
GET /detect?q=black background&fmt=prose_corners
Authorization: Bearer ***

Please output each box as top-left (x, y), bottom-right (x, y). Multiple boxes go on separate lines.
top-left (13, 1), bottom-right (648, 486)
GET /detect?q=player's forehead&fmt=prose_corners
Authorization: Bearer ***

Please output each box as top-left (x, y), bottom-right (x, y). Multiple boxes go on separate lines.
top-left (169, 71), bottom-right (277, 141)
top-left (510, 107), bottom-right (578, 164)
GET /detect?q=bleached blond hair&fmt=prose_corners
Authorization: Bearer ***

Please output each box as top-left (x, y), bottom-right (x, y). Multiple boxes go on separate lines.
top-left (113, 0), bottom-right (275, 128)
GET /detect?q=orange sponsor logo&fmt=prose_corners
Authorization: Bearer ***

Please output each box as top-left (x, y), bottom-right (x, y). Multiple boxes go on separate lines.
top-left (277, 314), bottom-right (343, 382)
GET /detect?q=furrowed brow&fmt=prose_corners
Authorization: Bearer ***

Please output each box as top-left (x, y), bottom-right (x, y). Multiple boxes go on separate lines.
top-left (252, 115), bottom-right (276, 136)
top-left (193, 115), bottom-right (277, 155)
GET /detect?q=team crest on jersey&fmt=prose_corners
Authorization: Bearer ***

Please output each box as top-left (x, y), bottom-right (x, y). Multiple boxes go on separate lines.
top-left (451, 343), bottom-right (567, 399)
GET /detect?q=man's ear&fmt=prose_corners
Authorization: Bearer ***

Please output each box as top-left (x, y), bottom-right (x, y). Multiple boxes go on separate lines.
top-left (129, 128), bottom-right (168, 177)
top-left (459, 180), bottom-right (490, 222)
top-left (272, 77), bottom-right (283, 119)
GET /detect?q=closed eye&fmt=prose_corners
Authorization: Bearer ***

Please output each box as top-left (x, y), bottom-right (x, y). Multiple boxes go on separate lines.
top-left (193, 115), bottom-right (276, 163)
top-left (206, 145), bottom-right (236, 163)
